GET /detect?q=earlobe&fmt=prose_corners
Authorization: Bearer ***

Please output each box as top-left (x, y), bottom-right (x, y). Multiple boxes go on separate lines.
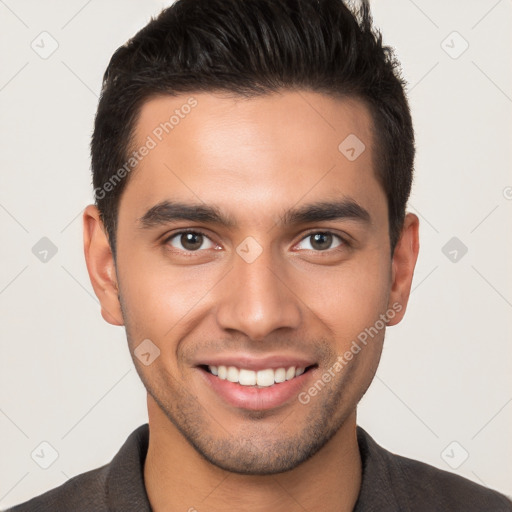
top-left (387, 213), bottom-right (420, 326)
top-left (83, 204), bottom-right (124, 326)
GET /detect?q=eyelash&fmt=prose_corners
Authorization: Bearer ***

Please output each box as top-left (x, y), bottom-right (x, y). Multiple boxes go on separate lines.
top-left (162, 229), bottom-right (351, 254)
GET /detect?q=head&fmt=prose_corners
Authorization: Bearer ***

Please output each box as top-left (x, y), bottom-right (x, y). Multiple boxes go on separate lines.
top-left (84, 0), bottom-right (419, 475)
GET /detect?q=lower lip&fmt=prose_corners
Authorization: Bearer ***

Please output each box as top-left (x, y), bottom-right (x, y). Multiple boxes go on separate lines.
top-left (199, 367), bottom-right (313, 411)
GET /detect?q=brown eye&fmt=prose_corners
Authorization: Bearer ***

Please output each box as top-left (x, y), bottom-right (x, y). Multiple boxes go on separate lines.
top-left (310, 233), bottom-right (332, 251)
top-left (180, 232), bottom-right (203, 251)
top-left (296, 232), bottom-right (344, 251)
top-left (166, 231), bottom-right (216, 252)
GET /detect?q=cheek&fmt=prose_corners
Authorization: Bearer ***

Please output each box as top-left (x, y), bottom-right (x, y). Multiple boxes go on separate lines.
top-left (294, 252), bottom-right (391, 346)
top-left (117, 229), bottom-right (391, 353)
top-left (117, 248), bottom-right (223, 340)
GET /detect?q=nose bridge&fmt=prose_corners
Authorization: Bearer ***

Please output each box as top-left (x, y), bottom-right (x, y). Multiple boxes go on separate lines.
top-left (215, 241), bottom-right (302, 340)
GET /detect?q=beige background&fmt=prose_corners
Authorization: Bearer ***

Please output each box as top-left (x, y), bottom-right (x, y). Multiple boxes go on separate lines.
top-left (1, 0), bottom-right (511, 508)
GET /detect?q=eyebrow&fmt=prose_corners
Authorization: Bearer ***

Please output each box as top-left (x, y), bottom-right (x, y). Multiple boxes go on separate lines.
top-left (137, 198), bottom-right (371, 230)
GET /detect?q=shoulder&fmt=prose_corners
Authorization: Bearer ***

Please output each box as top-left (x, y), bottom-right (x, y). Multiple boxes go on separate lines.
top-left (356, 426), bottom-right (512, 512)
top-left (4, 464), bottom-right (110, 512)
top-left (4, 424), bottom-right (150, 512)
top-left (390, 449), bottom-right (512, 511)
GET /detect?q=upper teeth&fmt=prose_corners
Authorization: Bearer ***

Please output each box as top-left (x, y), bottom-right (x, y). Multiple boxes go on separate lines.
top-left (208, 365), bottom-right (305, 387)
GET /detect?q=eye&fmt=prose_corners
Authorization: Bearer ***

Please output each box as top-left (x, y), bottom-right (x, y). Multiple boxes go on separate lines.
top-left (165, 231), bottom-right (217, 252)
top-left (296, 232), bottom-right (346, 251)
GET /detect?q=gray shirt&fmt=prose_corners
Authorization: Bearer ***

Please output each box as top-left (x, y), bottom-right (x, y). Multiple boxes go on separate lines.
top-left (5, 424), bottom-right (512, 511)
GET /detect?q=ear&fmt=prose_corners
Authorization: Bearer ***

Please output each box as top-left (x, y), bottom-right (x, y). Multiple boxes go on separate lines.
top-left (387, 212), bottom-right (420, 326)
top-left (83, 205), bottom-right (124, 326)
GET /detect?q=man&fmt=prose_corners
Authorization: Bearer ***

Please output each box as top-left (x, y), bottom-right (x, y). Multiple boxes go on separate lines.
top-left (7, 0), bottom-right (512, 510)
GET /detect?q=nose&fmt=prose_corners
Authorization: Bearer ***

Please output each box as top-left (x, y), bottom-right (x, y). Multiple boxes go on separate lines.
top-left (215, 244), bottom-right (302, 341)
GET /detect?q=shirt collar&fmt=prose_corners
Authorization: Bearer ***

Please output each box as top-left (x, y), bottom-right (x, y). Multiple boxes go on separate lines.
top-left (104, 423), bottom-right (403, 511)
top-left (353, 426), bottom-right (405, 511)
top-left (106, 424), bottom-right (152, 512)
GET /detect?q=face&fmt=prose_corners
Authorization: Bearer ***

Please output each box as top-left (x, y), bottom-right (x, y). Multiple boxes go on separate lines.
top-left (84, 90), bottom-right (418, 475)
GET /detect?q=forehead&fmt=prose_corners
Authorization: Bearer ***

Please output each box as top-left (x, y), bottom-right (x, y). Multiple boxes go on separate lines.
top-left (120, 90), bottom-right (385, 228)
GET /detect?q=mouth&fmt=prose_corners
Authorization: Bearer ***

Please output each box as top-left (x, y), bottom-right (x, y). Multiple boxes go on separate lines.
top-left (197, 361), bottom-right (318, 411)
top-left (201, 364), bottom-right (316, 387)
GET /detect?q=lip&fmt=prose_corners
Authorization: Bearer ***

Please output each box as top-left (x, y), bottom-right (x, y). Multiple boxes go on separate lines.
top-left (195, 354), bottom-right (316, 372)
top-left (197, 365), bottom-right (316, 411)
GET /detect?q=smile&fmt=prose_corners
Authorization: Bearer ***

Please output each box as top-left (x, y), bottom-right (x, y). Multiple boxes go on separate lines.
top-left (207, 365), bottom-right (307, 387)
top-left (199, 361), bottom-right (317, 410)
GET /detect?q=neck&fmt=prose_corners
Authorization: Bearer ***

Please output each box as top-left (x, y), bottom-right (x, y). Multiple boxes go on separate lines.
top-left (143, 395), bottom-right (362, 512)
